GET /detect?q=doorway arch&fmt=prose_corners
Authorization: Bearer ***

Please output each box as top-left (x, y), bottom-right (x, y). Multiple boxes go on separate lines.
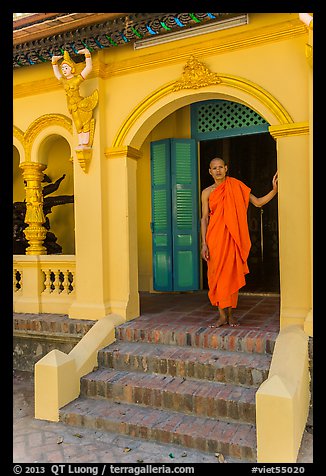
top-left (112, 72), bottom-right (293, 150)
top-left (108, 66), bottom-right (310, 328)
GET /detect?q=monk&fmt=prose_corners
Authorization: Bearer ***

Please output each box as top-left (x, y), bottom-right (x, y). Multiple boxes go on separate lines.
top-left (201, 158), bottom-right (278, 327)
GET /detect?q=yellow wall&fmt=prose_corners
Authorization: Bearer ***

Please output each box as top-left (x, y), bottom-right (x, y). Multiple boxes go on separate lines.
top-left (13, 14), bottom-right (308, 138)
top-left (13, 13), bottom-right (312, 326)
top-left (13, 13), bottom-right (312, 462)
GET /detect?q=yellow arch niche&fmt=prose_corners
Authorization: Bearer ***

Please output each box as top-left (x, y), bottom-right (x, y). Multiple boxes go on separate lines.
top-left (13, 114), bottom-right (72, 161)
top-left (113, 73), bottom-right (293, 148)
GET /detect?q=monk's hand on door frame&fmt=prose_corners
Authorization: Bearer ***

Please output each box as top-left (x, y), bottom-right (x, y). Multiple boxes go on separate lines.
top-left (201, 244), bottom-right (210, 261)
top-left (272, 171), bottom-right (278, 191)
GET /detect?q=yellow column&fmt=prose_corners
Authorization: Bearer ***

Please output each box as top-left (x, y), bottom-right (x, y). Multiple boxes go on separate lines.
top-left (105, 146), bottom-right (141, 320)
top-left (67, 122), bottom-right (110, 320)
top-left (269, 123), bottom-right (311, 329)
top-left (305, 21), bottom-right (313, 337)
top-left (68, 116), bottom-right (140, 321)
top-left (19, 162), bottom-right (47, 255)
top-left (67, 76), bottom-right (123, 321)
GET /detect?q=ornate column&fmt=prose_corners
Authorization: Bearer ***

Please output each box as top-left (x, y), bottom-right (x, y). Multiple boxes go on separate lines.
top-left (19, 162), bottom-right (47, 255)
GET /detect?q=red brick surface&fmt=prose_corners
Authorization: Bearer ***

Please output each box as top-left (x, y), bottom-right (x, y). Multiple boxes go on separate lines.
top-left (58, 293), bottom-right (281, 461)
top-left (14, 293), bottom-right (313, 464)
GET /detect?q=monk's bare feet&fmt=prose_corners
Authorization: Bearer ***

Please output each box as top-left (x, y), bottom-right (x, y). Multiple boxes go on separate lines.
top-left (210, 308), bottom-right (228, 328)
top-left (228, 307), bottom-right (240, 327)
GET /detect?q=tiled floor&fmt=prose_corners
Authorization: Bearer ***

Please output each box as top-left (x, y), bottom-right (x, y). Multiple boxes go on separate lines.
top-left (138, 291), bottom-right (280, 333)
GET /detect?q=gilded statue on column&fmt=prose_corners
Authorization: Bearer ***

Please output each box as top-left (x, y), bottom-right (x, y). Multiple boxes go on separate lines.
top-left (51, 49), bottom-right (98, 170)
top-left (25, 188), bottom-right (45, 224)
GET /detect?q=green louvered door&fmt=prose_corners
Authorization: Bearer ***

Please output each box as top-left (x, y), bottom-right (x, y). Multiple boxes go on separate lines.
top-left (151, 139), bottom-right (199, 291)
top-left (171, 139), bottom-right (199, 290)
top-left (151, 140), bottom-right (173, 291)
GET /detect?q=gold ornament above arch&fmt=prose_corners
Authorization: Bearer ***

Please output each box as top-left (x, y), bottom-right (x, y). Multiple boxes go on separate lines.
top-left (113, 56), bottom-right (293, 148)
top-left (13, 114), bottom-right (72, 161)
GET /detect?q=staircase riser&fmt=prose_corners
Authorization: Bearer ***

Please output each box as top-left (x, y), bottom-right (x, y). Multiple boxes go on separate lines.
top-left (115, 328), bottom-right (275, 354)
top-left (98, 351), bottom-right (268, 387)
top-left (80, 379), bottom-right (256, 424)
top-left (60, 411), bottom-right (256, 461)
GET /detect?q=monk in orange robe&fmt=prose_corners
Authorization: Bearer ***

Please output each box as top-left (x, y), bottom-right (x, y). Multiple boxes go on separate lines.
top-left (201, 158), bottom-right (278, 327)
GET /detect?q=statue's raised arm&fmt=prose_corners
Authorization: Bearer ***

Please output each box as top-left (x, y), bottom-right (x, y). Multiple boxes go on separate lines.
top-left (77, 48), bottom-right (93, 79)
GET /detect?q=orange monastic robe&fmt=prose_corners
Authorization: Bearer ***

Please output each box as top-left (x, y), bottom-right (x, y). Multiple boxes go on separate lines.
top-left (206, 176), bottom-right (251, 309)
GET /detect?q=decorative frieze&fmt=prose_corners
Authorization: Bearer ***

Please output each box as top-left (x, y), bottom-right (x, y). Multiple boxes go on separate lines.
top-left (13, 13), bottom-right (238, 68)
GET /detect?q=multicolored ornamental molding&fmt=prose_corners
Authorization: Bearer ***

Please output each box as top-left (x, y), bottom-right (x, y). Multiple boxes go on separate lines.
top-left (13, 13), bottom-right (245, 68)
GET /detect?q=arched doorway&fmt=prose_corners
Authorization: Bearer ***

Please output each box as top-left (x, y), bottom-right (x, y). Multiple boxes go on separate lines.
top-left (194, 100), bottom-right (279, 293)
top-left (150, 99), bottom-right (279, 294)
top-left (109, 68), bottom-right (307, 324)
top-left (200, 134), bottom-right (279, 293)
top-left (37, 135), bottom-right (75, 255)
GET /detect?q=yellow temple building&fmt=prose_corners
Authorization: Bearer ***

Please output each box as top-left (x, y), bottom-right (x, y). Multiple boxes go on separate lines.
top-left (13, 12), bottom-right (313, 463)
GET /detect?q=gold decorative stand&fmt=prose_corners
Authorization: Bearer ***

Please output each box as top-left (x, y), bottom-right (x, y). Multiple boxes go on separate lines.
top-left (19, 162), bottom-right (47, 255)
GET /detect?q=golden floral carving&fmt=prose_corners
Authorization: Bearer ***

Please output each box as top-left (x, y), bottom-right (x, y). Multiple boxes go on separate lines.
top-left (23, 225), bottom-right (47, 255)
top-left (25, 188), bottom-right (45, 224)
top-left (172, 56), bottom-right (221, 91)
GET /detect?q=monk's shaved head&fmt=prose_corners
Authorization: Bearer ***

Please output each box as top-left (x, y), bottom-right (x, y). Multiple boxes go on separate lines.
top-left (209, 158), bottom-right (226, 168)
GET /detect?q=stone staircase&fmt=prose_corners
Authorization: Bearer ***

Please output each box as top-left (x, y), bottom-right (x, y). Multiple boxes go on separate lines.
top-left (59, 316), bottom-right (278, 462)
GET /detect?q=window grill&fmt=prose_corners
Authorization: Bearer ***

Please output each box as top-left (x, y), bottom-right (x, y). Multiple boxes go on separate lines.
top-left (191, 100), bottom-right (269, 140)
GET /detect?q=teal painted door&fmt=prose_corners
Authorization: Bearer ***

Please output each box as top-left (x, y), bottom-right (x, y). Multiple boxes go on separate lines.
top-left (151, 139), bottom-right (199, 291)
top-left (150, 140), bottom-right (173, 291)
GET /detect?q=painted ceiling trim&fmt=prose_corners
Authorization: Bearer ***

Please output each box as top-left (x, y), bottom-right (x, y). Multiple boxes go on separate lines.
top-left (13, 13), bottom-right (244, 68)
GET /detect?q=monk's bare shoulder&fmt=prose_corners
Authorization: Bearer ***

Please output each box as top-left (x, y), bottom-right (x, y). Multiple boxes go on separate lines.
top-left (202, 184), bottom-right (215, 199)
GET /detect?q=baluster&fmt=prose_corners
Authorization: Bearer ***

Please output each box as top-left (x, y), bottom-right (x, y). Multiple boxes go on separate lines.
top-left (14, 270), bottom-right (22, 291)
top-left (43, 269), bottom-right (52, 294)
top-left (13, 269), bottom-right (17, 292)
top-left (53, 270), bottom-right (61, 294)
top-left (61, 270), bottom-right (70, 294)
top-left (70, 271), bottom-right (75, 293)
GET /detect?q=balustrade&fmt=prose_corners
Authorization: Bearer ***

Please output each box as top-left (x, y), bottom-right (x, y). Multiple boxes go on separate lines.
top-left (13, 255), bottom-right (76, 314)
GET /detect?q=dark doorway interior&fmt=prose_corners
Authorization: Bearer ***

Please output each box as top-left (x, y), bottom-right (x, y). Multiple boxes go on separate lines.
top-left (200, 133), bottom-right (280, 294)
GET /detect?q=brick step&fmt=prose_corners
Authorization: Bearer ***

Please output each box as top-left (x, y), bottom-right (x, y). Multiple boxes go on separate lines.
top-left (98, 341), bottom-right (271, 387)
top-left (80, 368), bottom-right (256, 424)
top-left (13, 313), bottom-right (94, 335)
top-left (13, 313), bottom-right (96, 372)
top-left (115, 319), bottom-right (277, 354)
top-left (59, 397), bottom-right (257, 461)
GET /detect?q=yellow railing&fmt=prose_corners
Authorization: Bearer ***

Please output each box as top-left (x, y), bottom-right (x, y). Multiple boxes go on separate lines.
top-left (35, 313), bottom-right (125, 421)
top-left (13, 255), bottom-right (76, 314)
